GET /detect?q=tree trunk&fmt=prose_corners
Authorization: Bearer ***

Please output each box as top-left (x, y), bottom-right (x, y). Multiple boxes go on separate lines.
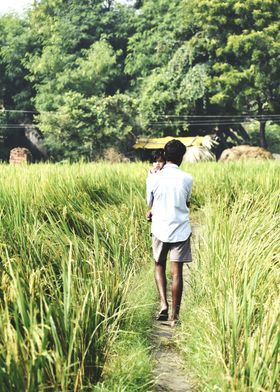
top-left (105, 0), bottom-right (113, 10)
top-left (259, 120), bottom-right (267, 149)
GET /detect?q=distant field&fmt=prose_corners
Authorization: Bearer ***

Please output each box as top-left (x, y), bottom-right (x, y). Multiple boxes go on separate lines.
top-left (0, 161), bottom-right (279, 391)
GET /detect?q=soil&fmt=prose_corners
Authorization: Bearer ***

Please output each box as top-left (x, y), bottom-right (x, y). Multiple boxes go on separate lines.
top-left (151, 320), bottom-right (193, 391)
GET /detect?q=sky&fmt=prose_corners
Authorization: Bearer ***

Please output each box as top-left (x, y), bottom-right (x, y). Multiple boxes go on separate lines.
top-left (0, 0), bottom-right (33, 15)
top-left (0, 0), bottom-right (133, 15)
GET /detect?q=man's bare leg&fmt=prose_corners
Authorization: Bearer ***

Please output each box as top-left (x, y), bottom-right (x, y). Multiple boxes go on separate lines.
top-left (171, 262), bottom-right (183, 324)
top-left (155, 260), bottom-right (168, 312)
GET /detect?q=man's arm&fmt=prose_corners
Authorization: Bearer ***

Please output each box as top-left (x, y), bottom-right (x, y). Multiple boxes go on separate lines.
top-left (146, 174), bottom-right (154, 208)
top-left (185, 176), bottom-right (193, 208)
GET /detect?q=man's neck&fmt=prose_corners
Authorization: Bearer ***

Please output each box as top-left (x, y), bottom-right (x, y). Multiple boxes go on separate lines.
top-left (166, 161), bottom-right (179, 166)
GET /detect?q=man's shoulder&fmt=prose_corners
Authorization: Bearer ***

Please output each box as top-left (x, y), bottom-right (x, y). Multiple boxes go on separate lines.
top-left (179, 169), bottom-right (193, 182)
top-left (146, 170), bottom-right (161, 186)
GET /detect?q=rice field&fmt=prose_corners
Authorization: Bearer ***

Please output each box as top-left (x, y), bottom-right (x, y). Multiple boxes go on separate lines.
top-left (0, 163), bottom-right (152, 391)
top-left (0, 161), bottom-right (279, 391)
top-left (179, 161), bottom-right (280, 392)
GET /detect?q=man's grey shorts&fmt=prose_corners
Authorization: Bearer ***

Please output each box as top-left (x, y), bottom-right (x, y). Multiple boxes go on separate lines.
top-left (152, 234), bottom-right (192, 263)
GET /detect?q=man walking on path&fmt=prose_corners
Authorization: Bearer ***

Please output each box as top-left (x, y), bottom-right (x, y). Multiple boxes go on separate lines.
top-left (146, 140), bottom-right (193, 326)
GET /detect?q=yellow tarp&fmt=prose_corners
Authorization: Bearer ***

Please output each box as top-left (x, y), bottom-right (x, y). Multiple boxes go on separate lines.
top-left (133, 136), bottom-right (205, 149)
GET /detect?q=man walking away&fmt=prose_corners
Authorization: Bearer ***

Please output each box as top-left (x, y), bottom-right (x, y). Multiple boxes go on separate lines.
top-left (146, 140), bottom-right (193, 326)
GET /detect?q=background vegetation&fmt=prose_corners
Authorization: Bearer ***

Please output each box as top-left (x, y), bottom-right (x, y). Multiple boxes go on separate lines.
top-left (0, 0), bottom-right (280, 161)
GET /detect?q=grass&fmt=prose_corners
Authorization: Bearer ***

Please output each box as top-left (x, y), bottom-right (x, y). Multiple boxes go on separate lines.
top-left (178, 161), bottom-right (280, 391)
top-left (95, 266), bottom-right (155, 391)
top-left (0, 162), bottom-right (155, 391)
top-left (0, 160), bottom-right (279, 391)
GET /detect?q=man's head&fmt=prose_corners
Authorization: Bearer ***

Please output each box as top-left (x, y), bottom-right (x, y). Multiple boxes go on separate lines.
top-left (164, 139), bottom-right (186, 166)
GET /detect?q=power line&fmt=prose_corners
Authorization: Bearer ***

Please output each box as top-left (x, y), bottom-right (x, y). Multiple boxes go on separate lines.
top-left (0, 127), bottom-right (34, 129)
top-left (2, 109), bottom-right (280, 118)
top-left (150, 117), bottom-right (280, 122)
top-left (1, 109), bottom-right (41, 114)
top-left (157, 114), bottom-right (280, 118)
top-left (1, 121), bottom-right (280, 128)
top-left (0, 109), bottom-right (63, 115)
top-left (150, 118), bottom-right (280, 124)
top-left (1, 114), bottom-right (280, 130)
top-left (149, 120), bottom-right (280, 126)
top-left (150, 117), bottom-right (280, 124)
top-left (0, 124), bottom-right (34, 126)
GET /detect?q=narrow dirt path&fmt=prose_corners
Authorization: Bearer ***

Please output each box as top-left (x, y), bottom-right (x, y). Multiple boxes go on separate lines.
top-left (151, 319), bottom-right (193, 391)
top-left (151, 223), bottom-right (203, 391)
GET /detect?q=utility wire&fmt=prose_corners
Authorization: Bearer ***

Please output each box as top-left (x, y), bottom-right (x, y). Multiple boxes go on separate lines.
top-left (1, 109), bottom-right (43, 114)
top-left (149, 121), bottom-right (280, 126)
top-left (1, 120), bottom-right (280, 128)
top-left (150, 118), bottom-right (280, 123)
top-left (0, 124), bottom-right (35, 126)
top-left (1, 112), bottom-right (280, 130)
top-left (150, 118), bottom-right (280, 124)
top-left (0, 109), bottom-right (63, 115)
top-left (0, 122), bottom-right (272, 129)
top-left (157, 114), bottom-right (280, 118)
top-left (2, 109), bottom-right (280, 118)
top-left (150, 117), bottom-right (280, 122)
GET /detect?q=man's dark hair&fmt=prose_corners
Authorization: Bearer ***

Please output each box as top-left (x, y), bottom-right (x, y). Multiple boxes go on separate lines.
top-left (164, 139), bottom-right (186, 165)
top-left (151, 149), bottom-right (165, 163)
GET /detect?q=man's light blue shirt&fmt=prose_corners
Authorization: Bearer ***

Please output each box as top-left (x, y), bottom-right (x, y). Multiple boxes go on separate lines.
top-left (146, 163), bottom-right (193, 243)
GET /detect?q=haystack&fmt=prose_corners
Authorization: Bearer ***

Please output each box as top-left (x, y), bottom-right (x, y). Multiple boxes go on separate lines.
top-left (183, 146), bottom-right (216, 163)
top-left (219, 145), bottom-right (274, 162)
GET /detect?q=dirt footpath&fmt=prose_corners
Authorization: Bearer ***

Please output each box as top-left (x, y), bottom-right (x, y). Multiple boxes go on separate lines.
top-left (151, 223), bottom-right (202, 391)
top-left (151, 320), bottom-right (193, 391)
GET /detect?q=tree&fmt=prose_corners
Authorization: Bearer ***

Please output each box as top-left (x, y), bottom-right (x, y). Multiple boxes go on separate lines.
top-left (182, 0), bottom-right (280, 147)
top-left (125, 0), bottom-right (206, 135)
top-left (125, 0), bottom-right (183, 79)
top-left (24, 0), bottom-right (137, 160)
top-left (0, 15), bottom-right (36, 159)
top-left (127, 0), bottom-right (280, 147)
top-left (33, 42), bottom-right (138, 160)
top-left (137, 56), bottom-right (208, 136)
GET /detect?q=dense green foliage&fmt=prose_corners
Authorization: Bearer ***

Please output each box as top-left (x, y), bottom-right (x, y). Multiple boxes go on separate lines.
top-left (0, 0), bottom-right (279, 160)
top-left (0, 14), bottom-right (35, 159)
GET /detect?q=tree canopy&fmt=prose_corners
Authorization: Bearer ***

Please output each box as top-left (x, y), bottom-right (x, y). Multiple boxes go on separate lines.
top-left (0, 0), bottom-right (279, 160)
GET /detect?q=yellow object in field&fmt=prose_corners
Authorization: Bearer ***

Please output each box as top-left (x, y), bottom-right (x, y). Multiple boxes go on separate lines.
top-left (133, 136), bottom-right (205, 149)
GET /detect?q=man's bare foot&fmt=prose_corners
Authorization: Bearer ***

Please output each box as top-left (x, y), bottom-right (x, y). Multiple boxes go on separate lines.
top-left (170, 319), bottom-right (180, 328)
top-left (156, 308), bottom-right (169, 321)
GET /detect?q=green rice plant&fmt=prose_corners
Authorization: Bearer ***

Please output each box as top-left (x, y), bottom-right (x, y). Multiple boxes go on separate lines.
top-left (95, 266), bottom-right (155, 392)
top-left (0, 162), bottom-right (152, 391)
top-left (178, 161), bottom-right (280, 391)
top-left (1, 160), bottom-right (278, 391)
